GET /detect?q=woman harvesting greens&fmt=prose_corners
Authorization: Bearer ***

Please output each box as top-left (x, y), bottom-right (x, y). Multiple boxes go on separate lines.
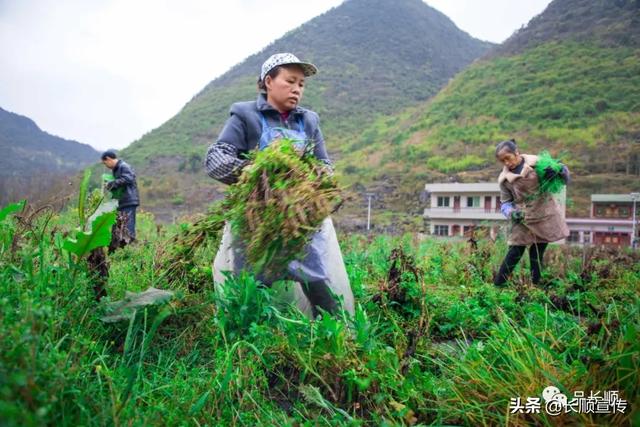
top-left (205, 53), bottom-right (353, 317)
top-left (493, 139), bottom-right (570, 287)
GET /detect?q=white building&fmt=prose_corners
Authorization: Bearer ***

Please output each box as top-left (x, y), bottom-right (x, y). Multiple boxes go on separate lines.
top-left (423, 183), bottom-right (637, 248)
top-left (565, 194), bottom-right (639, 247)
top-left (423, 182), bottom-right (505, 238)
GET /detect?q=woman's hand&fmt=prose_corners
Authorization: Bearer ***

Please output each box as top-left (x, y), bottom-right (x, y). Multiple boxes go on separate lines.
top-left (500, 202), bottom-right (515, 218)
top-left (543, 166), bottom-right (560, 181)
top-left (501, 202), bottom-right (524, 224)
top-left (544, 164), bottom-right (571, 184)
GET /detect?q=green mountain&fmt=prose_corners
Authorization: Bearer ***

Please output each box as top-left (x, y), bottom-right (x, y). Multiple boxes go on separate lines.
top-left (0, 107), bottom-right (99, 205)
top-left (118, 0), bottom-right (493, 221)
top-left (336, 0), bottom-right (640, 224)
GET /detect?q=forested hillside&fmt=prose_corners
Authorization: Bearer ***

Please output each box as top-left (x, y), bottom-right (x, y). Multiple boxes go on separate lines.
top-left (336, 0), bottom-right (640, 222)
top-left (113, 0), bottom-right (492, 221)
top-left (0, 107), bottom-right (98, 205)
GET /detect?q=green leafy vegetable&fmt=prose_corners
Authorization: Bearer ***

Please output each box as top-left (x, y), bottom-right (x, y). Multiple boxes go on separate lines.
top-left (102, 172), bottom-right (124, 199)
top-left (101, 173), bottom-right (115, 183)
top-left (535, 150), bottom-right (566, 194)
top-left (0, 200), bottom-right (25, 223)
top-left (158, 138), bottom-right (342, 285)
top-left (157, 202), bottom-right (226, 286)
top-left (78, 168), bottom-right (92, 228)
top-left (225, 138), bottom-right (342, 276)
top-left (63, 211), bottom-right (117, 257)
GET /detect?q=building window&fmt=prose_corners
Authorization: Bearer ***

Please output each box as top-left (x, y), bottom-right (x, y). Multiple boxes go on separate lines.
top-left (437, 196), bottom-right (450, 207)
top-left (466, 196), bottom-right (480, 208)
top-left (434, 225), bottom-right (449, 236)
top-left (583, 231), bottom-right (591, 243)
top-left (595, 206), bottom-right (605, 217)
top-left (604, 235), bottom-right (621, 244)
top-left (619, 207), bottom-right (630, 217)
top-left (568, 231), bottom-right (580, 242)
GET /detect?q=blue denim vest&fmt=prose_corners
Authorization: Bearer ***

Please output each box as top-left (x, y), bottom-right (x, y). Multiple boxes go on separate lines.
top-left (258, 113), bottom-right (307, 151)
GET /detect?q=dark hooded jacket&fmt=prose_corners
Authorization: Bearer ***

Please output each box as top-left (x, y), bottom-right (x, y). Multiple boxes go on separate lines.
top-left (110, 160), bottom-right (139, 209)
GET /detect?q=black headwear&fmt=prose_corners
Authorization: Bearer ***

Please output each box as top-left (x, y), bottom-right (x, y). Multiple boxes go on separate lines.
top-left (101, 150), bottom-right (117, 160)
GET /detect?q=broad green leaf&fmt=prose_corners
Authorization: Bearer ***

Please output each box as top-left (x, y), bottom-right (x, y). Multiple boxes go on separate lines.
top-left (78, 168), bottom-right (92, 227)
top-left (102, 173), bottom-right (115, 182)
top-left (85, 200), bottom-right (118, 232)
top-left (0, 200), bottom-right (26, 223)
top-left (63, 210), bottom-right (116, 257)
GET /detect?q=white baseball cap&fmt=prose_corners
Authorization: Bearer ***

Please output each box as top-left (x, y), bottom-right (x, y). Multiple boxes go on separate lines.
top-left (260, 53), bottom-right (318, 82)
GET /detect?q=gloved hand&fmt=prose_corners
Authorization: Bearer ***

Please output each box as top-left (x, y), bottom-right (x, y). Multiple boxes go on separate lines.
top-left (544, 164), bottom-right (571, 184)
top-left (500, 202), bottom-right (515, 218)
top-left (510, 210), bottom-right (525, 224)
top-left (559, 165), bottom-right (570, 184)
top-left (105, 181), bottom-right (116, 191)
top-left (543, 166), bottom-right (560, 181)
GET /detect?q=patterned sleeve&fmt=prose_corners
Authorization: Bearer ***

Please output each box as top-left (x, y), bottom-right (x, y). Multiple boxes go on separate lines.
top-left (204, 142), bottom-right (249, 185)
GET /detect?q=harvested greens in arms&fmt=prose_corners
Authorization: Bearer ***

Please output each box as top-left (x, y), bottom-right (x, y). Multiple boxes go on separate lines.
top-left (535, 150), bottom-right (566, 195)
top-left (157, 203), bottom-right (225, 287)
top-left (226, 138), bottom-right (342, 276)
top-left (159, 138), bottom-right (341, 286)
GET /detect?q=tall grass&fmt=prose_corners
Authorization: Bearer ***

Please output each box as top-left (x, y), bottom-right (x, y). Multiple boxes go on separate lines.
top-left (0, 204), bottom-right (638, 425)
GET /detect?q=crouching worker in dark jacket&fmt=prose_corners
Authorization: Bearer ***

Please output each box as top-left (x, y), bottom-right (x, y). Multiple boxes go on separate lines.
top-left (101, 150), bottom-right (140, 243)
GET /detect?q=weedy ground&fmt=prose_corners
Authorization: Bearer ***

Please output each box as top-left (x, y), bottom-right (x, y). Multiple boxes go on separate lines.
top-left (0, 206), bottom-right (638, 426)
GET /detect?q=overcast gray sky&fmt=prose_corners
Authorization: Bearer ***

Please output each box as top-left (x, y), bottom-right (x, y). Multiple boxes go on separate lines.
top-left (0, 0), bottom-right (552, 151)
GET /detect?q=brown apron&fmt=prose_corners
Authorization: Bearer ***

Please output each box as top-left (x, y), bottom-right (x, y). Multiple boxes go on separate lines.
top-left (499, 154), bottom-right (569, 246)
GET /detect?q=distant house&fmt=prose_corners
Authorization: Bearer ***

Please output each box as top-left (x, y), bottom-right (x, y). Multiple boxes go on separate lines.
top-left (566, 194), bottom-right (639, 247)
top-left (423, 184), bottom-right (639, 248)
top-left (423, 183), bottom-right (506, 239)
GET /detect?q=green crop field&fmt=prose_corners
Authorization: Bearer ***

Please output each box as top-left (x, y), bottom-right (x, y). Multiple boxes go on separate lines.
top-left (1, 198), bottom-right (638, 426)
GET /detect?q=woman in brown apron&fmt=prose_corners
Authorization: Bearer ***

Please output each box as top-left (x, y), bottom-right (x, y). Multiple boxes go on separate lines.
top-left (494, 139), bottom-right (570, 286)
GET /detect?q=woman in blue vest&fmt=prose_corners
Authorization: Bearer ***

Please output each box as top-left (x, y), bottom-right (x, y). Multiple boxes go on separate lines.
top-left (205, 53), bottom-right (354, 318)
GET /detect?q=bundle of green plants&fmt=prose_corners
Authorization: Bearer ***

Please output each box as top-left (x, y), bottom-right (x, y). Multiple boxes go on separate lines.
top-left (102, 172), bottom-right (124, 199)
top-left (157, 202), bottom-right (226, 287)
top-left (535, 150), bottom-right (566, 194)
top-left (225, 138), bottom-right (342, 276)
top-left (159, 138), bottom-right (341, 285)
